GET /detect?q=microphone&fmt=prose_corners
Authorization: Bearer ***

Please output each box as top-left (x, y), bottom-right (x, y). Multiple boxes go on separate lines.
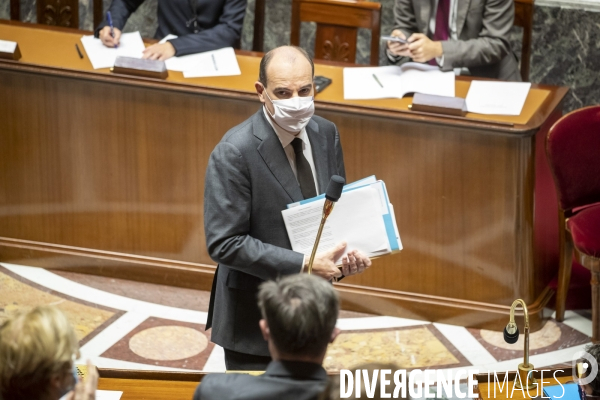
top-left (307, 175), bottom-right (345, 275)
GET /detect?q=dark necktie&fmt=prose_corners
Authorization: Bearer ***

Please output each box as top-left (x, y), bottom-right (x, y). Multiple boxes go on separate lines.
top-left (291, 138), bottom-right (317, 199)
top-left (429, 0), bottom-right (450, 65)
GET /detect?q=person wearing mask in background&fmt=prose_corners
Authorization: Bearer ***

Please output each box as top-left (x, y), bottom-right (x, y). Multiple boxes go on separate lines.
top-left (195, 274), bottom-right (339, 400)
top-left (95, 0), bottom-right (247, 60)
top-left (0, 306), bottom-right (98, 400)
top-left (387, 0), bottom-right (521, 81)
top-left (203, 45), bottom-right (372, 370)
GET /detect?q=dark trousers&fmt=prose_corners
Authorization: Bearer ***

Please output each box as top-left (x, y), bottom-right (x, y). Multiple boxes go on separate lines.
top-left (224, 348), bottom-right (271, 371)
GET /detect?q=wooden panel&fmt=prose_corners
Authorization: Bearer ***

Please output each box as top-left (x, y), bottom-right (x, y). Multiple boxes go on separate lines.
top-left (37, 0), bottom-right (79, 28)
top-left (10, 0), bottom-right (19, 20)
top-left (0, 22), bottom-right (569, 330)
top-left (292, 0), bottom-right (381, 65)
top-left (315, 25), bottom-right (358, 63)
top-left (253, 0), bottom-right (266, 52)
top-left (299, 1), bottom-right (380, 29)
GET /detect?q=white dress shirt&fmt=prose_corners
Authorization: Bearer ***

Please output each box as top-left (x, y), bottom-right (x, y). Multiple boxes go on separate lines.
top-left (262, 106), bottom-right (319, 194)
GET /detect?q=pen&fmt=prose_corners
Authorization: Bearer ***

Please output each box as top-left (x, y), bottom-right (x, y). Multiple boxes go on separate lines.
top-left (372, 73), bottom-right (383, 88)
top-left (75, 43), bottom-right (83, 59)
top-left (211, 54), bottom-right (218, 71)
top-left (107, 11), bottom-right (118, 48)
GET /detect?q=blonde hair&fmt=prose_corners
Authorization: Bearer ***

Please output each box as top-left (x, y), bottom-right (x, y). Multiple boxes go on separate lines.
top-left (0, 306), bottom-right (79, 400)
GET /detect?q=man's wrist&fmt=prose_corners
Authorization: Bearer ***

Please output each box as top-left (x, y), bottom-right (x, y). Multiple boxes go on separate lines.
top-left (435, 41), bottom-right (444, 58)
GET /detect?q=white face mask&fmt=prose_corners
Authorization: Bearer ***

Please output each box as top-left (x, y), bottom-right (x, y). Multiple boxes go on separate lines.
top-left (264, 90), bottom-right (315, 133)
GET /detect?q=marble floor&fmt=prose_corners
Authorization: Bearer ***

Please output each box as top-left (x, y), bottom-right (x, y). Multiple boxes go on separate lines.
top-left (0, 262), bottom-right (592, 375)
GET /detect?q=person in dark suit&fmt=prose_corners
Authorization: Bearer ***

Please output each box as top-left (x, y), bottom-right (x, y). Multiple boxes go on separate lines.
top-left (95, 0), bottom-right (247, 60)
top-left (194, 274), bottom-right (339, 400)
top-left (387, 0), bottom-right (520, 81)
top-left (203, 45), bottom-right (372, 370)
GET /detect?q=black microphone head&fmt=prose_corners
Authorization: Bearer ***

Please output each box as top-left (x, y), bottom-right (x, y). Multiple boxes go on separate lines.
top-left (325, 175), bottom-right (345, 202)
top-left (503, 325), bottom-right (519, 344)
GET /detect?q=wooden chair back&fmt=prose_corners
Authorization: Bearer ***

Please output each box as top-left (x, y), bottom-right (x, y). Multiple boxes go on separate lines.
top-left (10, 0), bottom-right (104, 30)
top-left (513, 0), bottom-right (534, 81)
top-left (291, 0), bottom-right (382, 66)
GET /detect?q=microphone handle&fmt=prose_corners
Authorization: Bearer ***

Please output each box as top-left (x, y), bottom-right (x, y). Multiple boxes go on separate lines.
top-left (307, 200), bottom-right (335, 274)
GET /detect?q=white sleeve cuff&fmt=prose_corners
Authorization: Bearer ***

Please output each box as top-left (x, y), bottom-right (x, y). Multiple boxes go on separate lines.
top-left (436, 55), bottom-right (444, 67)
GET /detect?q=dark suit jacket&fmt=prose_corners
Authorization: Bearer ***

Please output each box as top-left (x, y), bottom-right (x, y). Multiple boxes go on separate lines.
top-left (94, 0), bottom-right (246, 57)
top-left (204, 109), bottom-right (345, 356)
top-left (393, 0), bottom-right (521, 81)
top-left (194, 361), bottom-right (329, 400)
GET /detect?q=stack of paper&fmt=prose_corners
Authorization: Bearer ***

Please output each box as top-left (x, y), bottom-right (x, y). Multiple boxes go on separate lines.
top-left (282, 176), bottom-right (401, 263)
top-left (343, 62), bottom-right (455, 100)
top-left (160, 35), bottom-right (241, 78)
top-left (465, 81), bottom-right (531, 116)
top-left (80, 32), bottom-right (145, 69)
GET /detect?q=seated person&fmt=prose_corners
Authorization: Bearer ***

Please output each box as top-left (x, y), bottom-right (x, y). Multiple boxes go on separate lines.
top-left (387, 0), bottom-right (521, 81)
top-left (194, 274), bottom-right (340, 400)
top-left (325, 363), bottom-right (407, 400)
top-left (95, 0), bottom-right (247, 60)
top-left (0, 306), bottom-right (98, 400)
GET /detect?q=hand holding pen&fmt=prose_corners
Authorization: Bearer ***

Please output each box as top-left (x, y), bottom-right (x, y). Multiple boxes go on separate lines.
top-left (99, 11), bottom-right (121, 48)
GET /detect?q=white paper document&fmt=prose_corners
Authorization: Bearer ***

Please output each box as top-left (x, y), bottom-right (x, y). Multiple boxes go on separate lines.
top-left (80, 32), bottom-right (145, 69)
top-left (173, 47), bottom-right (241, 78)
top-left (465, 81), bottom-right (532, 115)
top-left (0, 39), bottom-right (17, 53)
top-left (343, 62), bottom-right (455, 100)
top-left (96, 390), bottom-right (123, 400)
top-left (282, 179), bottom-right (402, 263)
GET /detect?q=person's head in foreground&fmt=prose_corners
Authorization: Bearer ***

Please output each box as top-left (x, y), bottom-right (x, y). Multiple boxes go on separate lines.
top-left (258, 273), bottom-right (340, 363)
top-left (582, 343), bottom-right (600, 397)
top-left (195, 274), bottom-right (340, 400)
top-left (0, 306), bottom-right (97, 400)
top-left (255, 45), bottom-right (315, 134)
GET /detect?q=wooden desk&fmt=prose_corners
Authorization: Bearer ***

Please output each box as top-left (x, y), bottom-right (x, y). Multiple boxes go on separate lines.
top-left (97, 369), bottom-right (202, 400)
top-left (0, 22), bottom-right (568, 330)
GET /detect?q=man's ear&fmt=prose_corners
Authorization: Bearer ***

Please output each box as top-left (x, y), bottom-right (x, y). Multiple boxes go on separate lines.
top-left (259, 319), bottom-right (270, 342)
top-left (330, 327), bottom-right (340, 343)
top-left (255, 81), bottom-right (266, 104)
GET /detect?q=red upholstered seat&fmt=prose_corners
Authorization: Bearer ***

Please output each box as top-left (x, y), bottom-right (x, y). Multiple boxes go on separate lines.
top-left (568, 205), bottom-right (600, 258)
top-left (546, 105), bottom-right (600, 342)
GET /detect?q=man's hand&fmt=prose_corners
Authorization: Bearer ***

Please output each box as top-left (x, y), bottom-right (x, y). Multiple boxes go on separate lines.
top-left (387, 29), bottom-right (412, 58)
top-left (142, 42), bottom-right (176, 61)
top-left (307, 242), bottom-right (347, 280)
top-left (66, 360), bottom-right (98, 400)
top-left (340, 250), bottom-right (371, 277)
top-left (407, 33), bottom-right (443, 63)
top-left (99, 26), bottom-right (121, 48)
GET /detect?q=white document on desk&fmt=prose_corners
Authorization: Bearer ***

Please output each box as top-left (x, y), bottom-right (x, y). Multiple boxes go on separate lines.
top-left (80, 32), bottom-right (145, 69)
top-left (465, 81), bottom-right (531, 115)
top-left (172, 47), bottom-right (241, 77)
top-left (0, 39), bottom-right (17, 53)
top-left (343, 62), bottom-right (455, 100)
top-left (96, 390), bottom-right (123, 400)
top-left (282, 186), bottom-right (391, 262)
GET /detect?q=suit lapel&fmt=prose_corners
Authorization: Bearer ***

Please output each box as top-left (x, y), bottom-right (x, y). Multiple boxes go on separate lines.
top-left (254, 110), bottom-right (304, 202)
top-left (305, 119), bottom-right (329, 195)
top-left (455, 0), bottom-right (470, 37)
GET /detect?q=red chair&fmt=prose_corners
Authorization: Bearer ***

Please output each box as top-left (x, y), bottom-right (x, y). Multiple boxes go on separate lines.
top-left (547, 106), bottom-right (600, 342)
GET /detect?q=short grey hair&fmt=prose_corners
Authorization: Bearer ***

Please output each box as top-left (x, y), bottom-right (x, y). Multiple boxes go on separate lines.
top-left (258, 274), bottom-right (339, 357)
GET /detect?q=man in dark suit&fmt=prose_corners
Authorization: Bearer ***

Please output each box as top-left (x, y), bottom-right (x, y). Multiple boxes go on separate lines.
top-left (203, 46), bottom-right (371, 370)
top-left (194, 274), bottom-right (339, 400)
top-left (95, 0), bottom-right (246, 60)
top-left (387, 0), bottom-right (520, 81)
